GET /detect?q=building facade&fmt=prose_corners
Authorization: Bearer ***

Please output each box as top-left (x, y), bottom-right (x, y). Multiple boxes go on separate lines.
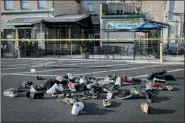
top-left (1, 0), bottom-right (98, 56)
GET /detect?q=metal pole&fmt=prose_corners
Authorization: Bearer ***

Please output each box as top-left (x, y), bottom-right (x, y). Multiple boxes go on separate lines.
top-left (134, 32), bottom-right (136, 60)
top-left (15, 28), bottom-right (20, 58)
top-left (107, 28), bottom-right (110, 59)
top-left (160, 40), bottom-right (163, 64)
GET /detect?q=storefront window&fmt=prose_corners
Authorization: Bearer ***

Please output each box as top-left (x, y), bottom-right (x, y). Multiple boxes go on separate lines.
top-left (87, 0), bottom-right (94, 12)
top-left (5, 0), bottom-right (13, 10)
top-left (38, 0), bottom-right (46, 9)
top-left (21, 0), bottom-right (29, 9)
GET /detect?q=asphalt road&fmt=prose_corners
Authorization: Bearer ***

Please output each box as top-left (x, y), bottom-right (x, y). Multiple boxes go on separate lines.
top-left (1, 58), bottom-right (185, 122)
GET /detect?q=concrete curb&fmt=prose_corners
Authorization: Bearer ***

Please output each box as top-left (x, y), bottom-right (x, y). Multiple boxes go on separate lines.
top-left (18, 58), bottom-right (184, 65)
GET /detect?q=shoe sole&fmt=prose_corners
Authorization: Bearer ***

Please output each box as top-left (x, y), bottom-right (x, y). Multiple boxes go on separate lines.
top-left (115, 94), bottom-right (133, 100)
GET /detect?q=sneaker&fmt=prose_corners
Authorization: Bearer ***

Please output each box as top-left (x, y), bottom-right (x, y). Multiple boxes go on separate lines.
top-left (46, 83), bottom-right (64, 95)
top-left (166, 85), bottom-right (173, 91)
top-left (52, 92), bottom-right (58, 97)
top-left (106, 92), bottom-right (113, 99)
top-left (67, 73), bottom-right (73, 80)
top-left (91, 95), bottom-right (98, 99)
top-left (103, 99), bottom-right (112, 107)
top-left (145, 82), bottom-right (153, 90)
top-left (103, 85), bottom-right (119, 94)
top-left (115, 77), bottom-right (121, 86)
top-left (20, 81), bottom-right (33, 88)
top-left (56, 76), bottom-right (63, 82)
top-left (58, 93), bottom-right (65, 98)
top-left (36, 76), bottom-right (45, 80)
top-left (141, 103), bottom-right (150, 113)
top-left (71, 102), bottom-right (84, 115)
top-left (145, 91), bottom-right (153, 103)
top-left (121, 77), bottom-right (134, 85)
top-left (68, 82), bottom-right (76, 92)
top-left (79, 77), bottom-right (87, 84)
top-left (63, 97), bottom-right (78, 106)
top-left (4, 88), bottom-right (18, 97)
top-left (82, 91), bottom-right (92, 98)
top-left (26, 92), bottom-right (44, 99)
top-left (115, 90), bottom-right (132, 99)
top-left (30, 85), bottom-right (37, 93)
top-left (152, 82), bottom-right (164, 90)
top-left (153, 77), bottom-right (167, 84)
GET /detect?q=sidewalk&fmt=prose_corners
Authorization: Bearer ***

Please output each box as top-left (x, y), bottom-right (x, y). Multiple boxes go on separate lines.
top-left (163, 55), bottom-right (184, 62)
top-left (17, 54), bottom-right (184, 65)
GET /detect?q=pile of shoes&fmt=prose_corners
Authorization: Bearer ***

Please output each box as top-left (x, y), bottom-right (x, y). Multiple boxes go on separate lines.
top-left (3, 70), bottom-right (177, 115)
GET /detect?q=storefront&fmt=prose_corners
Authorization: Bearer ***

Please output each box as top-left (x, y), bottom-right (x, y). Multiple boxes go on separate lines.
top-left (101, 18), bottom-right (144, 53)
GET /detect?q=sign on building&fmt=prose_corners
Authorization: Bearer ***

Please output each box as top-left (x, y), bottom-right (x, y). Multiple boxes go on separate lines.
top-left (105, 22), bottom-right (140, 30)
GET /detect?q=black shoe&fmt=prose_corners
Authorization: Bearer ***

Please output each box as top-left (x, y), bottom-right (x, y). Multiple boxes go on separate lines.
top-left (36, 76), bottom-right (45, 80)
top-left (26, 92), bottom-right (44, 99)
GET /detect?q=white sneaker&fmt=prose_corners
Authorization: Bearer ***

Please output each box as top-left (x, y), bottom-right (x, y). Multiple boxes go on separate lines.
top-left (166, 85), bottom-right (173, 91)
top-left (30, 85), bottom-right (37, 93)
top-left (115, 77), bottom-right (121, 86)
top-left (80, 78), bottom-right (87, 84)
top-left (146, 82), bottom-right (153, 90)
top-left (4, 88), bottom-right (18, 97)
top-left (71, 102), bottom-right (84, 115)
top-left (46, 83), bottom-right (64, 94)
top-left (67, 73), bottom-right (73, 80)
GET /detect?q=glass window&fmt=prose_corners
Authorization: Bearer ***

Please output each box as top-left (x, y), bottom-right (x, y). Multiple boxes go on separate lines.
top-left (169, 0), bottom-right (174, 21)
top-left (21, 0), bottom-right (29, 9)
top-left (38, 0), bottom-right (46, 8)
top-left (5, 0), bottom-right (13, 10)
top-left (87, 0), bottom-right (94, 12)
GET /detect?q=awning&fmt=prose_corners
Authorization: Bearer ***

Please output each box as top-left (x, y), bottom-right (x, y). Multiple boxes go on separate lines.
top-left (43, 14), bottom-right (90, 22)
top-left (136, 22), bottom-right (167, 29)
top-left (7, 17), bottom-right (46, 26)
top-left (0, 20), bottom-right (15, 30)
top-left (6, 14), bottom-right (90, 26)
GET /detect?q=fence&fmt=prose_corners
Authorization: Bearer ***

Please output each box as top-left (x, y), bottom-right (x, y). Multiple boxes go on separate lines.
top-left (1, 38), bottom-right (184, 62)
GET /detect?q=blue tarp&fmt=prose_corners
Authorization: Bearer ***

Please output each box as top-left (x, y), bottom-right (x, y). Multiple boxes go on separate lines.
top-left (137, 22), bottom-right (167, 29)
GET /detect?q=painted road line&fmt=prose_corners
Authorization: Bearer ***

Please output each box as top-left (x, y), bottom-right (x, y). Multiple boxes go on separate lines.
top-left (11, 68), bottom-right (74, 74)
top-left (30, 61), bottom-right (118, 67)
top-left (74, 64), bottom-right (165, 76)
top-left (2, 63), bottom-right (132, 73)
top-left (88, 63), bottom-right (134, 68)
top-left (1, 61), bottom-right (128, 70)
top-left (1, 66), bottom-right (30, 70)
top-left (2, 68), bottom-right (184, 77)
top-left (1, 73), bottom-right (61, 77)
top-left (1, 63), bottom-right (38, 67)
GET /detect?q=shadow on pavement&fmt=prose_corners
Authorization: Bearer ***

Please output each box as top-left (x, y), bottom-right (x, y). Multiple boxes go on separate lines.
top-left (172, 87), bottom-right (180, 91)
top-left (110, 101), bottom-right (122, 108)
top-left (167, 83), bottom-right (181, 86)
top-left (81, 102), bottom-right (115, 115)
top-left (149, 107), bottom-right (175, 114)
top-left (17, 93), bottom-right (26, 97)
top-left (153, 96), bottom-right (171, 103)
